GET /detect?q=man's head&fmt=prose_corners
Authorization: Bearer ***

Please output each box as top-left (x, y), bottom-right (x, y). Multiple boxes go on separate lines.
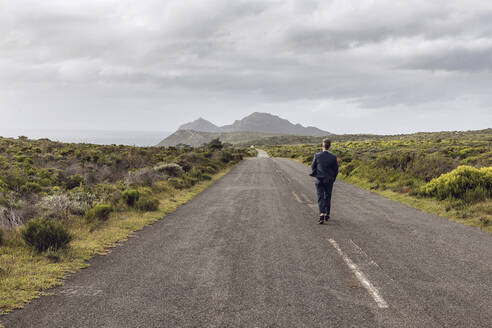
top-left (322, 138), bottom-right (331, 150)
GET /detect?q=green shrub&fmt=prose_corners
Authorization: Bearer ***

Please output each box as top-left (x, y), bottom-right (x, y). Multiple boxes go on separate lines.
top-left (122, 189), bottom-right (140, 206)
top-left (168, 177), bottom-right (185, 189)
top-left (0, 179), bottom-right (8, 193)
top-left (479, 217), bottom-right (491, 227)
top-left (20, 182), bottom-right (42, 194)
top-left (153, 163), bottom-right (184, 177)
top-left (207, 138), bottom-right (223, 150)
top-left (183, 175), bottom-right (199, 187)
top-left (340, 162), bottom-right (357, 176)
top-left (220, 151), bottom-right (233, 163)
top-left (20, 218), bottom-right (72, 252)
top-left (409, 153), bottom-right (456, 181)
top-left (189, 167), bottom-right (203, 180)
top-left (0, 228), bottom-right (4, 246)
top-left (420, 166), bottom-right (492, 203)
top-left (176, 159), bottom-right (192, 172)
top-left (375, 151), bottom-right (414, 171)
top-left (85, 204), bottom-right (113, 222)
top-left (66, 174), bottom-right (83, 190)
top-left (135, 197), bottom-right (159, 212)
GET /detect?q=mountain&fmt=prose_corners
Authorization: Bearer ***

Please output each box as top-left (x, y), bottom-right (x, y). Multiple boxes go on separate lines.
top-left (179, 112), bottom-right (330, 136)
top-left (156, 130), bottom-right (278, 147)
top-left (220, 112), bottom-right (329, 136)
top-left (178, 118), bottom-right (219, 132)
top-left (158, 112), bottom-right (331, 147)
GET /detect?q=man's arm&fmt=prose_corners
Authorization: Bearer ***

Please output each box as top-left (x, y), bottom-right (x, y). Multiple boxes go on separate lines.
top-left (310, 154), bottom-right (317, 177)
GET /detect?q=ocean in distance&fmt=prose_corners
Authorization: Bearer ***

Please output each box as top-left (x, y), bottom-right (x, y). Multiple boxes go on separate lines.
top-left (0, 128), bottom-right (170, 147)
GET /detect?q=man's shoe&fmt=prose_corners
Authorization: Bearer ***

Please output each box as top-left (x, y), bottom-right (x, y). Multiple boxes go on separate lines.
top-left (319, 219), bottom-right (324, 224)
top-left (324, 215), bottom-right (330, 221)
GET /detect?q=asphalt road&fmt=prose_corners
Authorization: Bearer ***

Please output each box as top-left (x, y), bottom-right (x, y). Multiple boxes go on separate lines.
top-left (2, 153), bottom-right (491, 327)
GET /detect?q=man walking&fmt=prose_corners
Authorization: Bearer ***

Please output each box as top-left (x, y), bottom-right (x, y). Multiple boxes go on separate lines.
top-left (310, 139), bottom-right (339, 224)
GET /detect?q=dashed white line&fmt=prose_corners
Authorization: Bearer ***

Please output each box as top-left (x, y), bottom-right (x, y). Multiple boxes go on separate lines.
top-left (328, 238), bottom-right (389, 309)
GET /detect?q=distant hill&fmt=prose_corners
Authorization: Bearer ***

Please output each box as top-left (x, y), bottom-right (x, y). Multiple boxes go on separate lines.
top-left (219, 112), bottom-right (329, 136)
top-left (178, 118), bottom-right (219, 133)
top-left (178, 112), bottom-right (330, 136)
top-left (158, 112), bottom-right (331, 146)
top-left (156, 130), bottom-right (280, 147)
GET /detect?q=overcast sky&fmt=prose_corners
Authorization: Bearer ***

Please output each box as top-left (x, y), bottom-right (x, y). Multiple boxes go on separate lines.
top-left (1, 0), bottom-right (491, 136)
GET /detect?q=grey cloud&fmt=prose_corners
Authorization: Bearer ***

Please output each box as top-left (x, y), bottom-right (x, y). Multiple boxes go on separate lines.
top-left (0, 0), bottom-right (491, 134)
top-left (405, 46), bottom-right (492, 72)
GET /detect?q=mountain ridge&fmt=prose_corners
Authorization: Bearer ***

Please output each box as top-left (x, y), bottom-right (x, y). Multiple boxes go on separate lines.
top-left (177, 112), bottom-right (330, 136)
top-left (159, 112), bottom-right (331, 147)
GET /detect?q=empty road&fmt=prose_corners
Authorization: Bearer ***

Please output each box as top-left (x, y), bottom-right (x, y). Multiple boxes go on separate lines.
top-left (2, 154), bottom-right (491, 327)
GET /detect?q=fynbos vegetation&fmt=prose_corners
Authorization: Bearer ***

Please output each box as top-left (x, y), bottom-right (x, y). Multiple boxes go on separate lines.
top-left (0, 136), bottom-right (253, 313)
top-left (265, 129), bottom-right (492, 230)
top-left (0, 137), bottom-right (251, 229)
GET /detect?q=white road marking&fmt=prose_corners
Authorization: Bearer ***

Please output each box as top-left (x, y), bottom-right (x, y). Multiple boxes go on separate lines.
top-left (291, 191), bottom-right (304, 203)
top-left (328, 239), bottom-right (389, 309)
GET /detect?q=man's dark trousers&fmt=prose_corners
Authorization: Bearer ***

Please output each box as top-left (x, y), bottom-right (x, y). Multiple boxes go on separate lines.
top-left (310, 150), bottom-right (338, 216)
top-left (315, 179), bottom-right (334, 216)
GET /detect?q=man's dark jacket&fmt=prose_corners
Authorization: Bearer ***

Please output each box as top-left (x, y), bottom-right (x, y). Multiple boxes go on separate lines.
top-left (310, 151), bottom-right (339, 184)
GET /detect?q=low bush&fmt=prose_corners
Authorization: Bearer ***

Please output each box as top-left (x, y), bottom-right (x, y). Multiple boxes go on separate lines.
top-left (85, 204), bottom-right (113, 222)
top-left (40, 194), bottom-right (70, 219)
top-left (220, 151), bottom-right (233, 163)
top-left (207, 138), bottom-right (223, 150)
top-left (135, 197), bottom-right (159, 212)
top-left (66, 174), bottom-right (83, 190)
top-left (125, 168), bottom-right (162, 186)
top-left (122, 189), bottom-right (140, 206)
top-left (480, 217), bottom-right (491, 227)
top-left (189, 167), bottom-right (203, 180)
top-left (154, 163), bottom-right (184, 177)
top-left (20, 218), bottom-right (72, 252)
top-left (0, 179), bottom-right (8, 193)
top-left (20, 182), bottom-right (42, 194)
top-left (409, 153), bottom-right (456, 181)
top-left (420, 166), bottom-right (492, 203)
top-left (168, 177), bottom-right (185, 189)
top-left (183, 175), bottom-right (199, 187)
top-left (68, 191), bottom-right (96, 215)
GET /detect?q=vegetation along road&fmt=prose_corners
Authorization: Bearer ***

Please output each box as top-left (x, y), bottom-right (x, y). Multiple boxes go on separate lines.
top-left (2, 152), bottom-right (491, 327)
